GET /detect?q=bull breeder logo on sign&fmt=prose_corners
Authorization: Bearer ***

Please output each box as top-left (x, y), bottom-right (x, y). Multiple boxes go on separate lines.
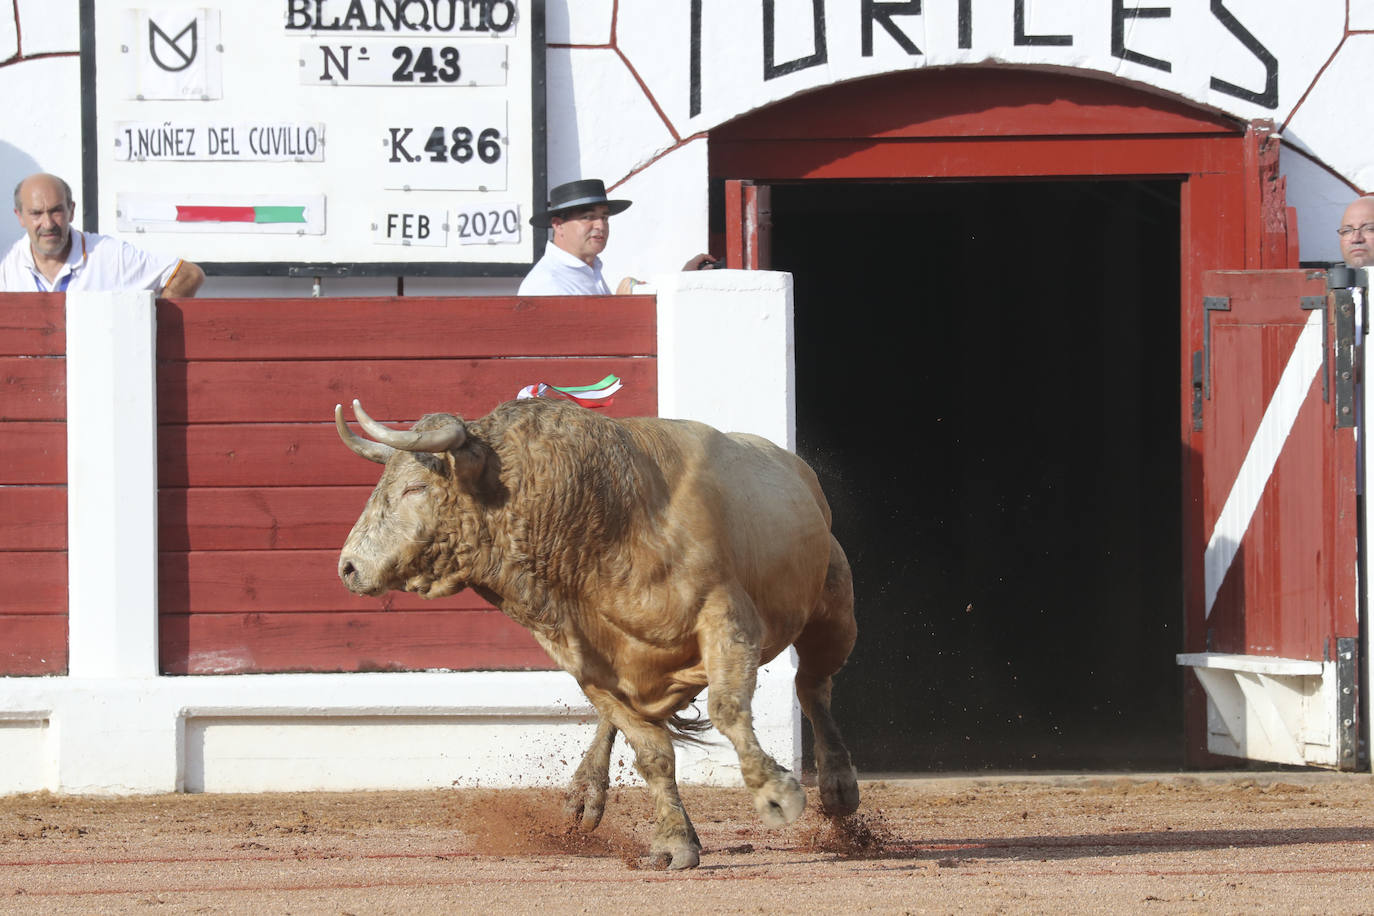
top-left (122, 8), bottom-right (223, 100)
top-left (149, 17), bottom-right (197, 72)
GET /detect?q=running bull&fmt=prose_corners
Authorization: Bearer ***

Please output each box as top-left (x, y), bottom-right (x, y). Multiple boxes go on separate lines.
top-left (335, 396), bottom-right (860, 869)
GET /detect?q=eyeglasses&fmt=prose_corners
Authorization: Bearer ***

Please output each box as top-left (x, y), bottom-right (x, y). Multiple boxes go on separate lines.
top-left (1337, 223), bottom-right (1374, 238)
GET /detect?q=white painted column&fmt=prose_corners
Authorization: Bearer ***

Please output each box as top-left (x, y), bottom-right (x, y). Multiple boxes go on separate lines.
top-left (65, 290), bottom-right (161, 678)
top-left (650, 269), bottom-right (803, 777)
top-left (652, 269), bottom-right (796, 449)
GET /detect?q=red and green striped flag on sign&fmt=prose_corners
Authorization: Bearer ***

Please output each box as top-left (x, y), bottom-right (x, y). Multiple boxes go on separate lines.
top-left (175, 205), bottom-right (308, 224)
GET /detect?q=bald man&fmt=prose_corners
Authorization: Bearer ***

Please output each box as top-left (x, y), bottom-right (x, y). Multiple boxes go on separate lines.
top-left (1338, 196), bottom-right (1374, 269)
top-left (1, 173), bottom-right (204, 296)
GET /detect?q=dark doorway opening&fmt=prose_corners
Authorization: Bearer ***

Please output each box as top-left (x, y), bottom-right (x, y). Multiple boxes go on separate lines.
top-left (774, 179), bottom-right (1185, 772)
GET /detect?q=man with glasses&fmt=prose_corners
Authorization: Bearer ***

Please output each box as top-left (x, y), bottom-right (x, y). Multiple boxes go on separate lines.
top-left (1337, 196), bottom-right (1374, 268)
top-left (518, 178), bottom-right (715, 296)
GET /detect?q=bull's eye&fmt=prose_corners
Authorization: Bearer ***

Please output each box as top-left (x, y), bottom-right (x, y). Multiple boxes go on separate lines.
top-left (402, 483), bottom-right (428, 497)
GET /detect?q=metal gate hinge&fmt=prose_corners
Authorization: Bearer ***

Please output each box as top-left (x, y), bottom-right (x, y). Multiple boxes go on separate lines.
top-left (1326, 266), bottom-right (1365, 290)
top-left (1328, 290), bottom-right (1358, 428)
top-left (1337, 637), bottom-right (1358, 769)
top-left (1191, 351), bottom-right (1204, 432)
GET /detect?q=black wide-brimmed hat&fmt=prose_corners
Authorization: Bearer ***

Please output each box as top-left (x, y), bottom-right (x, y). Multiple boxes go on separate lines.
top-left (528, 179), bottom-right (632, 228)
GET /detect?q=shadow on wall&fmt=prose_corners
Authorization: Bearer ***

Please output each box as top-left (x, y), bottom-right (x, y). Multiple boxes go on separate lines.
top-left (0, 142), bottom-right (42, 251)
top-left (541, 47), bottom-right (581, 188)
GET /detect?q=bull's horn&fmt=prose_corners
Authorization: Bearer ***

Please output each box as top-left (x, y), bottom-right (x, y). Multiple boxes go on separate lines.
top-left (335, 403), bottom-right (395, 464)
top-left (352, 399), bottom-right (467, 453)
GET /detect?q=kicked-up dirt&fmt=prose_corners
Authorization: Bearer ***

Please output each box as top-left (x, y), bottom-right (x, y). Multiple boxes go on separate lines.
top-left (0, 771), bottom-right (1372, 914)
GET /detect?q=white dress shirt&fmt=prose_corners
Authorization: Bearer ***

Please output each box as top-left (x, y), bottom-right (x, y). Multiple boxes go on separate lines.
top-left (517, 242), bottom-right (611, 295)
top-left (0, 230), bottom-right (181, 293)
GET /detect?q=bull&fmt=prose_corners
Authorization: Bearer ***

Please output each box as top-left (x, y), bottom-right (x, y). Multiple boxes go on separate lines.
top-left (335, 396), bottom-right (859, 869)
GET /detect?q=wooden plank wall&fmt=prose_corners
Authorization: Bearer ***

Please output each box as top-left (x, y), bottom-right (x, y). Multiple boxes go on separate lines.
top-left (0, 294), bottom-right (68, 675)
top-left (157, 296), bottom-right (658, 675)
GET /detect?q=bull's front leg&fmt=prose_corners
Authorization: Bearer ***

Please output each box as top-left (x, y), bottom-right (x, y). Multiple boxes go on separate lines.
top-left (587, 692), bottom-right (700, 869)
top-left (625, 720), bottom-right (701, 869)
top-left (564, 716), bottom-right (617, 831)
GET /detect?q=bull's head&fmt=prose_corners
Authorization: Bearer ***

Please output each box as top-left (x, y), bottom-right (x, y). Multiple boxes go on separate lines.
top-left (335, 400), bottom-right (484, 599)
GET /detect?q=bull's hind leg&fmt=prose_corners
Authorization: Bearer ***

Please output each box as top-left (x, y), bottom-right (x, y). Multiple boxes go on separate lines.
top-left (564, 716), bottom-right (617, 831)
top-left (793, 535), bottom-right (860, 816)
top-left (700, 593), bottom-right (806, 827)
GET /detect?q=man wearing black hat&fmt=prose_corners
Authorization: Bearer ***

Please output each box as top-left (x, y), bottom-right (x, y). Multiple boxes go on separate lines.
top-left (519, 178), bottom-right (716, 296)
top-left (518, 179), bottom-right (632, 296)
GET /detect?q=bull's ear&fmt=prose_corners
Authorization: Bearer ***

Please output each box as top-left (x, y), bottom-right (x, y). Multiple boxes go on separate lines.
top-left (449, 438), bottom-right (502, 500)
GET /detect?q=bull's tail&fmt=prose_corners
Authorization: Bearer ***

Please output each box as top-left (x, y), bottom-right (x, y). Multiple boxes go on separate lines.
top-left (667, 706), bottom-right (713, 746)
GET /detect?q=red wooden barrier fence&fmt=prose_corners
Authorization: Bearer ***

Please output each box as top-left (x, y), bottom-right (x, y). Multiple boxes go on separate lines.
top-left (156, 296), bottom-right (658, 674)
top-left (0, 294), bottom-right (68, 675)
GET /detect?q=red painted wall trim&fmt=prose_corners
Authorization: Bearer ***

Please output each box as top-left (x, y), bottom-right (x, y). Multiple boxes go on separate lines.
top-left (158, 295), bottom-right (658, 675)
top-left (711, 68), bottom-right (1239, 142)
top-left (0, 293), bottom-right (68, 675)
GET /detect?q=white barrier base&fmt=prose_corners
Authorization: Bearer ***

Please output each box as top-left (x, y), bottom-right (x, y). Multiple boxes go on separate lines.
top-left (4, 274), bottom-right (802, 796)
top-left (0, 660), bottom-right (800, 795)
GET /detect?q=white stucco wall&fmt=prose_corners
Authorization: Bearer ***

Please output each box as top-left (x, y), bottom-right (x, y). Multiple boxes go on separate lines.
top-left (1280, 146), bottom-right (1356, 266)
top-left (3, 1), bottom-right (1368, 295)
top-left (0, 55), bottom-right (81, 255)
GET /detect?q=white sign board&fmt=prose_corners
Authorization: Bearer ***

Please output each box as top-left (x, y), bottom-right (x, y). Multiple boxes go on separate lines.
top-left (84, 0), bottom-right (546, 276)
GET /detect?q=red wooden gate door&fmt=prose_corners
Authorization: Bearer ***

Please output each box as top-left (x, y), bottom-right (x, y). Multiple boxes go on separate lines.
top-left (723, 179), bottom-right (771, 270)
top-left (1178, 269), bottom-right (1360, 769)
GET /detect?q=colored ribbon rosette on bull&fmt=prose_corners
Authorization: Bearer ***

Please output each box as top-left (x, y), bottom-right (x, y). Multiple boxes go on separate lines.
top-left (516, 374), bottom-right (622, 408)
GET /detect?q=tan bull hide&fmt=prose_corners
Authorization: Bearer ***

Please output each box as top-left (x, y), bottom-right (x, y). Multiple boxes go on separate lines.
top-left (336, 396), bottom-right (859, 869)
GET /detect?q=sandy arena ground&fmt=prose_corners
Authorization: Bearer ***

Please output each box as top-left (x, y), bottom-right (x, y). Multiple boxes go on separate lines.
top-left (1, 772), bottom-right (1372, 914)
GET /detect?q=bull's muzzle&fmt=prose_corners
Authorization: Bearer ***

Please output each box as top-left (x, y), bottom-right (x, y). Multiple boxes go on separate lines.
top-left (338, 554), bottom-right (384, 597)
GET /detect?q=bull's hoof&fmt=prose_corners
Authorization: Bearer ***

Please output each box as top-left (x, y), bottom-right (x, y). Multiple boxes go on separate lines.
top-left (819, 765), bottom-right (861, 817)
top-left (649, 841), bottom-right (701, 870)
top-left (563, 780), bottom-right (607, 832)
top-left (754, 773), bottom-right (806, 827)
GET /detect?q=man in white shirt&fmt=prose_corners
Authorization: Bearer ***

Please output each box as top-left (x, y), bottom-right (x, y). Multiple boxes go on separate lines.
top-left (518, 178), bottom-right (716, 296)
top-left (518, 179), bottom-right (631, 296)
top-left (2, 173), bottom-right (205, 296)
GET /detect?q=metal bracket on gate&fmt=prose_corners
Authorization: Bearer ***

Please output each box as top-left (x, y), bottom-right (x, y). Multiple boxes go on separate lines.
top-left (1300, 296), bottom-right (1330, 405)
top-left (1336, 637), bottom-right (1358, 770)
top-left (1201, 296), bottom-right (1230, 403)
top-left (1328, 290), bottom-right (1358, 428)
top-left (1195, 296), bottom-right (1232, 432)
